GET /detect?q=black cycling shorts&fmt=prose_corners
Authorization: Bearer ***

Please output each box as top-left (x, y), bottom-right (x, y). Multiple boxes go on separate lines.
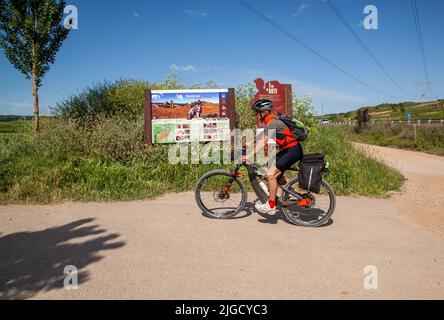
top-left (275, 144), bottom-right (304, 172)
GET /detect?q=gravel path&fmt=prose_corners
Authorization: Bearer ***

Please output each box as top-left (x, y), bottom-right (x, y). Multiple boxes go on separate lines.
top-left (1, 144), bottom-right (443, 299)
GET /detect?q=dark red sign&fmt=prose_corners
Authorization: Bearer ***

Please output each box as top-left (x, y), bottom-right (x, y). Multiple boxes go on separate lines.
top-left (250, 78), bottom-right (293, 126)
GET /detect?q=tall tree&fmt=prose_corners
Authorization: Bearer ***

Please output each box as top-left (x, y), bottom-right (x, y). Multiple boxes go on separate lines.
top-left (0, 0), bottom-right (70, 136)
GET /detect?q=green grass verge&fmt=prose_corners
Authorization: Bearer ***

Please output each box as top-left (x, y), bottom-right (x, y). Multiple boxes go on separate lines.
top-left (0, 122), bottom-right (404, 204)
top-left (0, 120), bottom-right (32, 134)
top-left (347, 124), bottom-right (444, 156)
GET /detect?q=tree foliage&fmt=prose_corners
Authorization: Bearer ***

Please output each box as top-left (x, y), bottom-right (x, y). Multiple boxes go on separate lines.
top-left (235, 83), bottom-right (256, 130)
top-left (0, 0), bottom-right (70, 86)
top-left (0, 0), bottom-right (70, 135)
top-left (292, 95), bottom-right (318, 127)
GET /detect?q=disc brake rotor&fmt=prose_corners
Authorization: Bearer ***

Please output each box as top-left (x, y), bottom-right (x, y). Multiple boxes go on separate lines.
top-left (213, 190), bottom-right (230, 202)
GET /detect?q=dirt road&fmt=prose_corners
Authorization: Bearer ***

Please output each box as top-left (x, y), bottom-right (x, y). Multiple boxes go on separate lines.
top-left (354, 143), bottom-right (444, 237)
top-left (0, 144), bottom-right (443, 299)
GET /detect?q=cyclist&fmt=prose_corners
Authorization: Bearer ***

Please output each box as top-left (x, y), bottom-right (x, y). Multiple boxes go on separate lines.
top-left (196, 100), bottom-right (203, 119)
top-left (245, 99), bottom-right (304, 214)
top-left (188, 105), bottom-right (196, 119)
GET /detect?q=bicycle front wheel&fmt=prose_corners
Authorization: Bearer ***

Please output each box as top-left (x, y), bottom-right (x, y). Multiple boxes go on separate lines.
top-left (195, 170), bottom-right (247, 219)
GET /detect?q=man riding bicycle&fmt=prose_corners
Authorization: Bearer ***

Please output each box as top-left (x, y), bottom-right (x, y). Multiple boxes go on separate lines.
top-left (245, 99), bottom-right (304, 214)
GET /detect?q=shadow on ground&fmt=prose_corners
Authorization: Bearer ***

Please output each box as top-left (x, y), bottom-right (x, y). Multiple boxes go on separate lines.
top-left (201, 201), bottom-right (334, 227)
top-left (0, 218), bottom-right (125, 300)
top-left (257, 206), bottom-right (334, 227)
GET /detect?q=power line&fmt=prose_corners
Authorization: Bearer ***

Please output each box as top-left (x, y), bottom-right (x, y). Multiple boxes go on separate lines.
top-left (410, 0), bottom-right (433, 98)
top-left (235, 0), bottom-right (397, 98)
top-left (325, 0), bottom-right (410, 96)
top-left (411, 0), bottom-right (429, 83)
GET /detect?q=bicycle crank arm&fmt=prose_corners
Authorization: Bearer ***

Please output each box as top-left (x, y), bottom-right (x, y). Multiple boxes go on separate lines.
top-left (279, 200), bottom-right (303, 207)
top-left (280, 186), bottom-right (303, 200)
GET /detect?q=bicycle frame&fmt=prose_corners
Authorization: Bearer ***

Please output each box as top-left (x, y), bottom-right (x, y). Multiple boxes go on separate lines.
top-left (225, 162), bottom-right (305, 207)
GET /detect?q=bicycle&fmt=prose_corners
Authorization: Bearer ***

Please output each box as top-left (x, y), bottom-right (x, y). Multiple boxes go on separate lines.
top-left (194, 149), bottom-right (336, 227)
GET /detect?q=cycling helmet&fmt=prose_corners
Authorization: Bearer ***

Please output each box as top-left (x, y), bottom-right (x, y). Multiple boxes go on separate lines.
top-left (252, 99), bottom-right (273, 113)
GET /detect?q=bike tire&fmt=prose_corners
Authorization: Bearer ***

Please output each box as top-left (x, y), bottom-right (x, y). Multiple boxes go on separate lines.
top-left (281, 177), bottom-right (336, 227)
top-left (195, 170), bottom-right (248, 219)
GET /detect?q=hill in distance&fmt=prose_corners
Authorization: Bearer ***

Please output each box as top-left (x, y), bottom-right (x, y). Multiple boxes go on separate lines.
top-left (323, 99), bottom-right (444, 121)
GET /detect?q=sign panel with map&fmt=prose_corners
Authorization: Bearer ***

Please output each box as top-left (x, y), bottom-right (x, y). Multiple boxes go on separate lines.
top-left (144, 89), bottom-right (236, 145)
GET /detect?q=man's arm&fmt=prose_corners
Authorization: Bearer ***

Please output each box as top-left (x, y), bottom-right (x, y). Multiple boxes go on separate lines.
top-left (243, 130), bottom-right (268, 163)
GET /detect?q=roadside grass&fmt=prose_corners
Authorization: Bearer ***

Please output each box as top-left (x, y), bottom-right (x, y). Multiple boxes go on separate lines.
top-left (348, 124), bottom-right (444, 156)
top-left (0, 119), bottom-right (404, 204)
top-left (0, 120), bottom-right (32, 134)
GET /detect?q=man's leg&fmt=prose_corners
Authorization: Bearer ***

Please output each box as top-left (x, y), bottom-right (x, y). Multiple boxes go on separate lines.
top-left (277, 173), bottom-right (287, 186)
top-left (255, 166), bottom-right (281, 214)
top-left (274, 145), bottom-right (303, 196)
top-left (267, 166), bottom-right (282, 204)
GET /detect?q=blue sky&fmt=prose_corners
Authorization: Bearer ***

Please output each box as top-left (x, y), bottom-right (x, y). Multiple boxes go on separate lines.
top-left (0, 0), bottom-right (443, 115)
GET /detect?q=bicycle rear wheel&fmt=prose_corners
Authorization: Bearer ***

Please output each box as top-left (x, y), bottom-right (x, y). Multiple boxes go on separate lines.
top-left (281, 177), bottom-right (336, 227)
top-left (195, 170), bottom-right (247, 219)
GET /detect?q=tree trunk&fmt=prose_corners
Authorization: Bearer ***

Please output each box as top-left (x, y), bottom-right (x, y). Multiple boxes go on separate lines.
top-left (32, 15), bottom-right (40, 139)
top-left (32, 17), bottom-right (39, 138)
top-left (33, 75), bottom-right (40, 137)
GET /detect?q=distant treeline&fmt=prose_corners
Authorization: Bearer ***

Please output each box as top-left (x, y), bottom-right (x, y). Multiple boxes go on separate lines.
top-left (0, 115), bottom-right (32, 122)
top-left (0, 115), bottom-right (53, 122)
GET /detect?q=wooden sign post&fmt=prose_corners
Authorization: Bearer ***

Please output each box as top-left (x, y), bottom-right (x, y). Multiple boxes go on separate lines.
top-left (250, 78), bottom-right (293, 127)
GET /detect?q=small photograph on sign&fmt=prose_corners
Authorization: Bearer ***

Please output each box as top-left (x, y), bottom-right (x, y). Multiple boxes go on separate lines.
top-left (152, 90), bottom-right (226, 120)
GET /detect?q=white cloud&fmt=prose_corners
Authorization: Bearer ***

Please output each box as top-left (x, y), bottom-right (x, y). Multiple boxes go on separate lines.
top-left (292, 3), bottom-right (309, 16)
top-left (184, 9), bottom-right (209, 17)
top-left (170, 64), bottom-right (198, 72)
top-left (197, 66), bottom-right (368, 109)
top-left (265, 75), bottom-right (367, 104)
top-left (133, 12), bottom-right (139, 18)
top-left (293, 80), bottom-right (367, 104)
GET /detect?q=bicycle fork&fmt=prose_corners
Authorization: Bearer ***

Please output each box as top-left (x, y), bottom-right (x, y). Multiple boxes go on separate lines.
top-left (223, 164), bottom-right (243, 194)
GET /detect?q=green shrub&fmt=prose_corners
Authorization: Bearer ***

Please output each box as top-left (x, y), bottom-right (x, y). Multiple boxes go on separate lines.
top-left (52, 74), bottom-right (187, 120)
top-left (0, 134), bottom-right (35, 193)
top-left (53, 80), bottom-right (148, 120)
top-left (38, 114), bottom-right (146, 162)
top-left (235, 83), bottom-right (256, 130)
top-left (293, 95), bottom-right (318, 127)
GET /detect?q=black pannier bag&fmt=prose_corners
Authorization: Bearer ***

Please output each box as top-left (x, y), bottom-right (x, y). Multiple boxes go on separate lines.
top-left (298, 153), bottom-right (325, 194)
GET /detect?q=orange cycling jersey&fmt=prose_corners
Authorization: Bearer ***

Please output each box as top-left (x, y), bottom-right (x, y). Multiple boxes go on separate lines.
top-left (263, 113), bottom-right (298, 149)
